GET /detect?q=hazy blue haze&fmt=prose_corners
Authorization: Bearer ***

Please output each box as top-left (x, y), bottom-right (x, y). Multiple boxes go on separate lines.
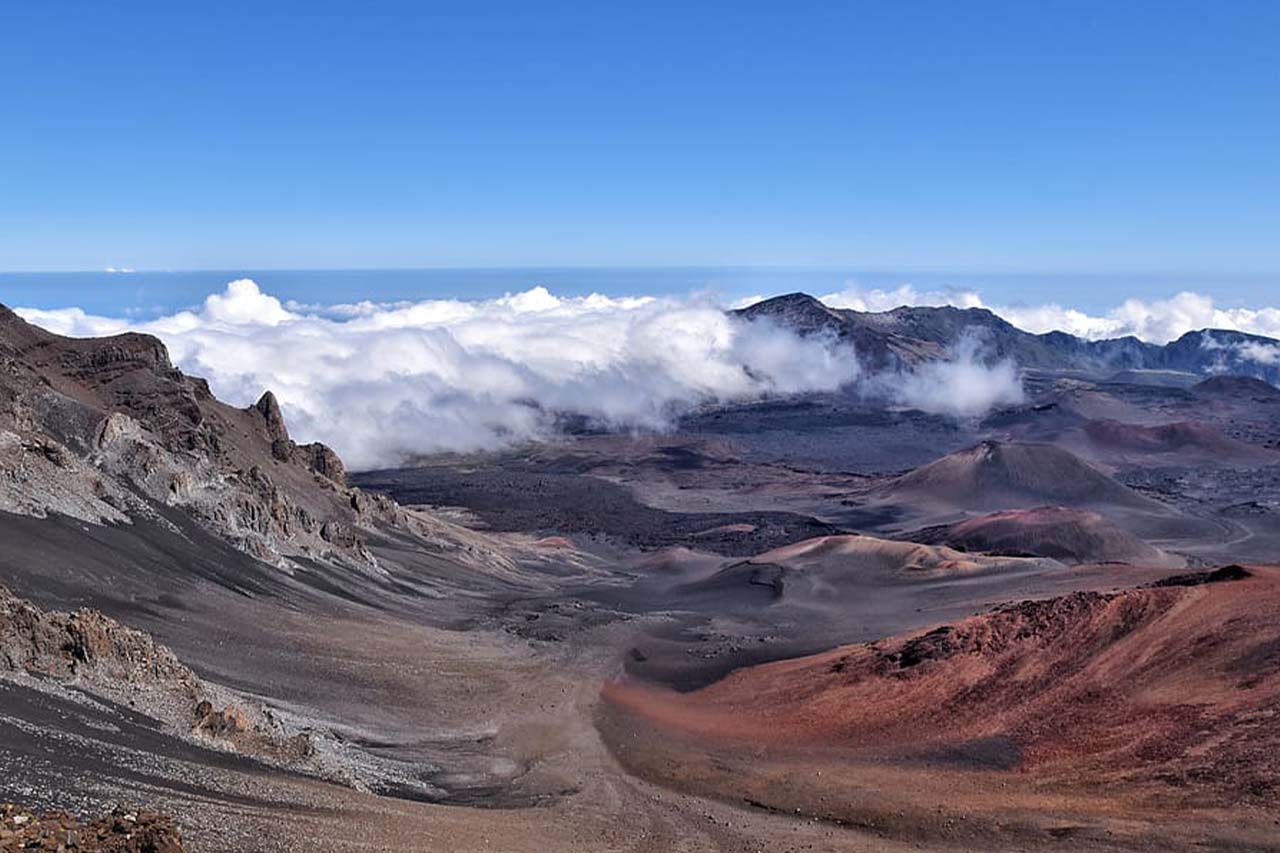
top-left (5, 269), bottom-right (1279, 318)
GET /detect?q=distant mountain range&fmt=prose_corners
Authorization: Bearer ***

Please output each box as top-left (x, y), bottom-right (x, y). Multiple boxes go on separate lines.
top-left (737, 292), bottom-right (1280, 383)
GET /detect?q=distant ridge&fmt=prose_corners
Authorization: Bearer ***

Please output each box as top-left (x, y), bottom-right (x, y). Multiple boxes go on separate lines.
top-left (735, 293), bottom-right (1280, 382)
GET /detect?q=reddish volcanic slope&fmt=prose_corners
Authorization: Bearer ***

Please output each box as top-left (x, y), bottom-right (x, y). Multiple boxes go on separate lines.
top-left (1082, 418), bottom-right (1276, 464)
top-left (606, 566), bottom-right (1280, 811)
top-left (881, 440), bottom-right (1159, 511)
top-left (914, 506), bottom-right (1173, 565)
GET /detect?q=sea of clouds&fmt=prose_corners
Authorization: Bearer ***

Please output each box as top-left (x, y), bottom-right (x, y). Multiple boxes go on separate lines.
top-left (18, 280), bottom-right (865, 468)
top-left (16, 279), bottom-right (1279, 468)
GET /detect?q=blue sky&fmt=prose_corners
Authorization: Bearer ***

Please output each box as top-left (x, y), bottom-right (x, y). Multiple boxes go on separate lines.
top-left (2, 1), bottom-right (1278, 286)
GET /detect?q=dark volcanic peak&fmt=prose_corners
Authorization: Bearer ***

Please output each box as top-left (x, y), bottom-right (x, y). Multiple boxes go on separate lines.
top-left (735, 294), bottom-right (945, 369)
top-left (736, 292), bottom-right (845, 334)
top-left (1, 303), bottom-right (200, 449)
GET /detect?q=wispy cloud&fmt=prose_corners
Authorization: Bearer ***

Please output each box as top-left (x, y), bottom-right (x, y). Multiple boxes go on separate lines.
top-left (875, 329), bottom-right (1024, 417)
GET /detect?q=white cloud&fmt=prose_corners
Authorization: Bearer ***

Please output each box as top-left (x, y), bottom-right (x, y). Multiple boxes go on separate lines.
top-left (995, 292), bottom-right (1219, 343)
top-left (18, 280), bottom-right (861, 468)
top-left (1237, 341), bottom-right (1280, 365)
top-left (12, 306), bottom-right (131, 338)
top-left (872, 328), bottom-right (1024, 417)
top-left (201, 278), bottom-right (296, 326)
top-left (15, 278), bottom-right (1280, 467)
top-left (1199, 332), bottom-right (1280, 371)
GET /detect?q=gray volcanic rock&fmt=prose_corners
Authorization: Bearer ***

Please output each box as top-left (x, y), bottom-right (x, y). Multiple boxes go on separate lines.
top-left (0, 302), bottom-right (393, 567)
top-left (0, 583), bottom-right (312, 765)
top-left (254, 390), bottom-right (291, 444)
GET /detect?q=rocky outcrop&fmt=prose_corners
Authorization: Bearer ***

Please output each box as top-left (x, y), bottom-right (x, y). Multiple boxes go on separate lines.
top-left (0, 303), bottom-right (394, 568)
top-left (0, 584), bottom-right (194, 688)
top-left (254, 390), bottom-right (290, 444)
top-left (303, 441), bottom-right (347, 484)
top-left (0, 585), bottom-right (312, 764)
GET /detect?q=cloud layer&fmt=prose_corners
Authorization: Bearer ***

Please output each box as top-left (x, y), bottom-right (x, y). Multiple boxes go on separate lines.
top-left (19, 281), bottom-right (862, 468)
top-left (17, 278), bottom-right (1280, 467)
top-left (875, 329), bottom-right (1025, 417)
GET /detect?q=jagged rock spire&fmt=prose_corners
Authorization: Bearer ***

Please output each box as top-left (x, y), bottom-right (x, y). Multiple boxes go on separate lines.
top-left (254, 391), bottom-right (290, 444)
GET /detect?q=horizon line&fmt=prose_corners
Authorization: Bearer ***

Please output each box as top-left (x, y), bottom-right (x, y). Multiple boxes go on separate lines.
top-left (3, 265), bottom-right (1279, 279)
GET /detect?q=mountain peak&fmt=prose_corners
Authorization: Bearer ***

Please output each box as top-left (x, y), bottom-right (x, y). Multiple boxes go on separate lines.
top-left (734, 293), bottom-right (848, 338)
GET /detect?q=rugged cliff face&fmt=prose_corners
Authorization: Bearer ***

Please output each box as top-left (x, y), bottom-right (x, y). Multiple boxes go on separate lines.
top-left (0, 303), bottom-right (399, 568)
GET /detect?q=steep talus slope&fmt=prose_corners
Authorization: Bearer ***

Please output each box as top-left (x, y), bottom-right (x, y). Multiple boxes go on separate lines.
top-left (0, 304), bottom-right (626, 820)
